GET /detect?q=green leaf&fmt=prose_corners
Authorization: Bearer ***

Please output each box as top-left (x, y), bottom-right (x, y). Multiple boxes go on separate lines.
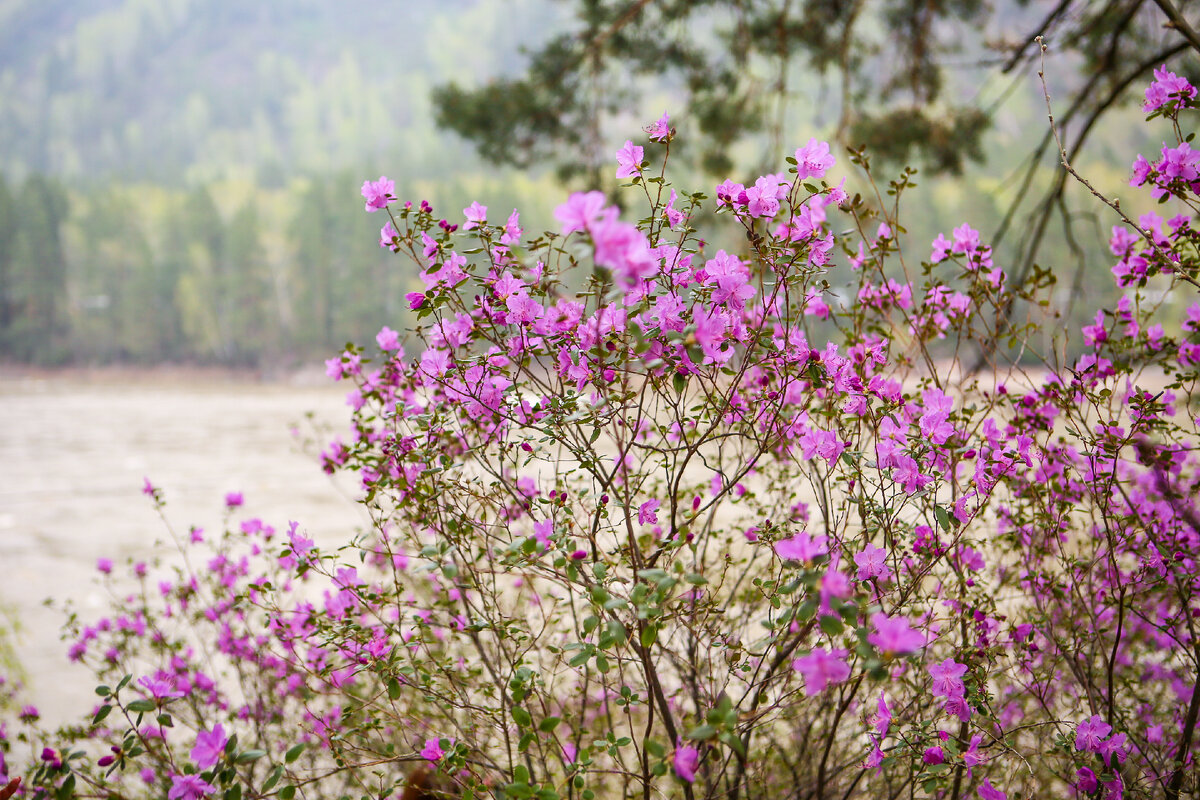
top-left (819, 615), bottom-right (845, 637)
top-left (236, 750), bottom-right (267, 764)
top-left (279, 785), bottom-right (296, 800)
top-left (640, 624), bottom-right (658, 648)
top-left (934, 505), bottom-right (952, 532)
top-left (387, 677), bottom-right (403, 700)
top-left (95, 685), bottom-right (111, 697)
top-left (538, 717), bottom-right (561, 733)
top-left (92, 704), bottom-right (112, 725)
top-left (224, 784), bottom-right (243, 800)
top-left (686, 724), bottom-right (717, 741)
top-left (720, 731), bottom-right (746, 758)
top-left (513, 764), bottom-right (530, 784)
top-left (511, 707), bottom-right (532, 727)
top-left (126, 699), bottom-right (156, 713)
top-left (156, 713), bottom-right (174, 727)
top-left (285, 744), bottom-right (306, 764)
top-left (263, 766), bottom-right (284, 792)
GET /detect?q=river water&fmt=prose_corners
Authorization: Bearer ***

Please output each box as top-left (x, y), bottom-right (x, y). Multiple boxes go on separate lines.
top-left (0, 368), bottom-right (365, 726)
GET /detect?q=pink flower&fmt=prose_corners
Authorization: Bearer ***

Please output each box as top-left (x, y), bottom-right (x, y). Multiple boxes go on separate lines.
top-left (853, 543), bottom-right (891, 582)
top-left (420, 738), bottom-right (445, 763)
top-left (379, 221), bottom-right (398, 248)
top-left (977, 778), bottom-right (1006, 800)
top-left (190, 724), bottom-right (228, 769)
top-left (638, 499), bottom-right (660, 525)
top-left (168, 773), bottom-right (217, 800)
top-left (616, 140), bottom-right (644, 179)
top-left (500, 209), bottom-right (523, 245)
top-left (138, 674), bottom-right (186, 701)
top-left (867, 612), bottom-right (925, 656)
top-left (361, 176), bottom-right (394, 212)
top-left (1076, 767), bottom-right (1098, 793)
top-left (1075, 715), bottom-right (1112, 753)
top-left (647, 112), bottom-right (671, 142)
top-left (928, 658), bottom-right (967, 699)
top-left (1143, 64), bottom-right (1197, 113)
top-left (791, 647), bottom-right (851, 694)
top-left (795, 138), bottom-right (835, 180)
top-left (922, 746), bottom-right (944, 765)
top-left (673, 741), bottom-right (699, 782)
top-left (96, 558), bottom-right (113, 574)
top-left (463, 201), bottom-right (487, 230)
top-left (376, 326), bottom-right (401, 352)
top-left (775, 532), bottom-right (828, 563)
top-left (555, 191), bottom-right (608, 235)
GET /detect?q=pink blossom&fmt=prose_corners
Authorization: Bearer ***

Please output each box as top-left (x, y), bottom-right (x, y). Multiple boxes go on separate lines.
top-left (616, 140), bottom-right (644, 179)
top-left (420, 738), bottom-right (445, 763)
top-left (795, 138), bottom-right (836, 180)
top-left (775, 531), bottom-right (828, 563)
top-left (928, 658), bottom-right (967, 699)
top-left (1074, 714), bottom-right (1111, 753)
top-left (792, 647), bottom-right (851, 694)
top-left (673, 741), bottom-right (699, 782)
top-left (500, 209), bottom-right (523, 245)
top-left (168, 774), bottom-right (217, 800)
top-left (190, 724), bottom-right (228, 769)
top-left (638, 499), bottom-right (660, 525)
top-left (379, 221), bottom-right (398, 248)
top-left (854, 543), bottom-right (892, 582)
top-left (867, 612), bottom-right (925, 655)
top-left (463, 201), bottom-right (487, 230)
top-left (647, 112), bottom-right (671, 142)
top-left (361, 176), bottom-right (394, 212)
top-left (977, 779), bottom-right (1006, 800)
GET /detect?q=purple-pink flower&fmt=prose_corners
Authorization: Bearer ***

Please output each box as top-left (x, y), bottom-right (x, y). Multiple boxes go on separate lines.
top-left (977, 778), bottom-right (1006, 800)
top-left (615, 140), bottom-right (644, 179)
top-left (1074, 714), bottom-right (1112, 753)
top-left (189, 724), bottom-right (228, 769)
top-left (462, 201), bottom-right (487, 230)
top-left (775, 531), bottom-right (828, 563)
top-left (673, 741), bottom-right (699, 782)
top-left (795, 138), bottom-right (836, 180)
top-left (853, 543), bottom-right (892, 582)
top-left (792, 647), bottom-right (851, 694)
top-left (928, 658), bottom-right (967, 699)
top-left (647, 112), bottom-right (671, 142)
top-left (361, 176), bottom-right (394, 212)
top-left (168, 773), bottom-right (217, 800)
top-left (638, 499), bottom-right (660, 525)
top-left (420, 737), bottom-right (445, 763)
top-left (867, 612), bottom-right (925, 656)
top-left (376, 326), bottom-right (401, 352)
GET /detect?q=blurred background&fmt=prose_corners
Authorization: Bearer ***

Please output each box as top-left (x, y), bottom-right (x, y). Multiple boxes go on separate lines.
top-left (0, 0), bottom-right (1196, 720)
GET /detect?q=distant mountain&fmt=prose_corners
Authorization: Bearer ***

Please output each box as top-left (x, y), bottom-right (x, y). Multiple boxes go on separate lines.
top-left (0, 0), bottom-right (561, 184)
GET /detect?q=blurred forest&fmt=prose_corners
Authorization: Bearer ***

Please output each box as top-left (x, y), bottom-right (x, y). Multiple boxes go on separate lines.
top-left (0, 0), bottom-right (1191, 367)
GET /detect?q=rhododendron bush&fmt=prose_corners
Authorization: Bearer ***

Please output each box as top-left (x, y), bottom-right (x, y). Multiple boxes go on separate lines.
top-left (3, 69), bottom-right (1200, 800)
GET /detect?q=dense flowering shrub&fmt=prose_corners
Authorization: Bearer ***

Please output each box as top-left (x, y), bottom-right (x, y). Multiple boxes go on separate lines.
top-left (3, 68), bottom-right (1200, 800)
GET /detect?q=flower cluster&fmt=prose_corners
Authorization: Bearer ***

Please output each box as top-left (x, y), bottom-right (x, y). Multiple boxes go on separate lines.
top-left (4, 66), bottom-right (1200, 800)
